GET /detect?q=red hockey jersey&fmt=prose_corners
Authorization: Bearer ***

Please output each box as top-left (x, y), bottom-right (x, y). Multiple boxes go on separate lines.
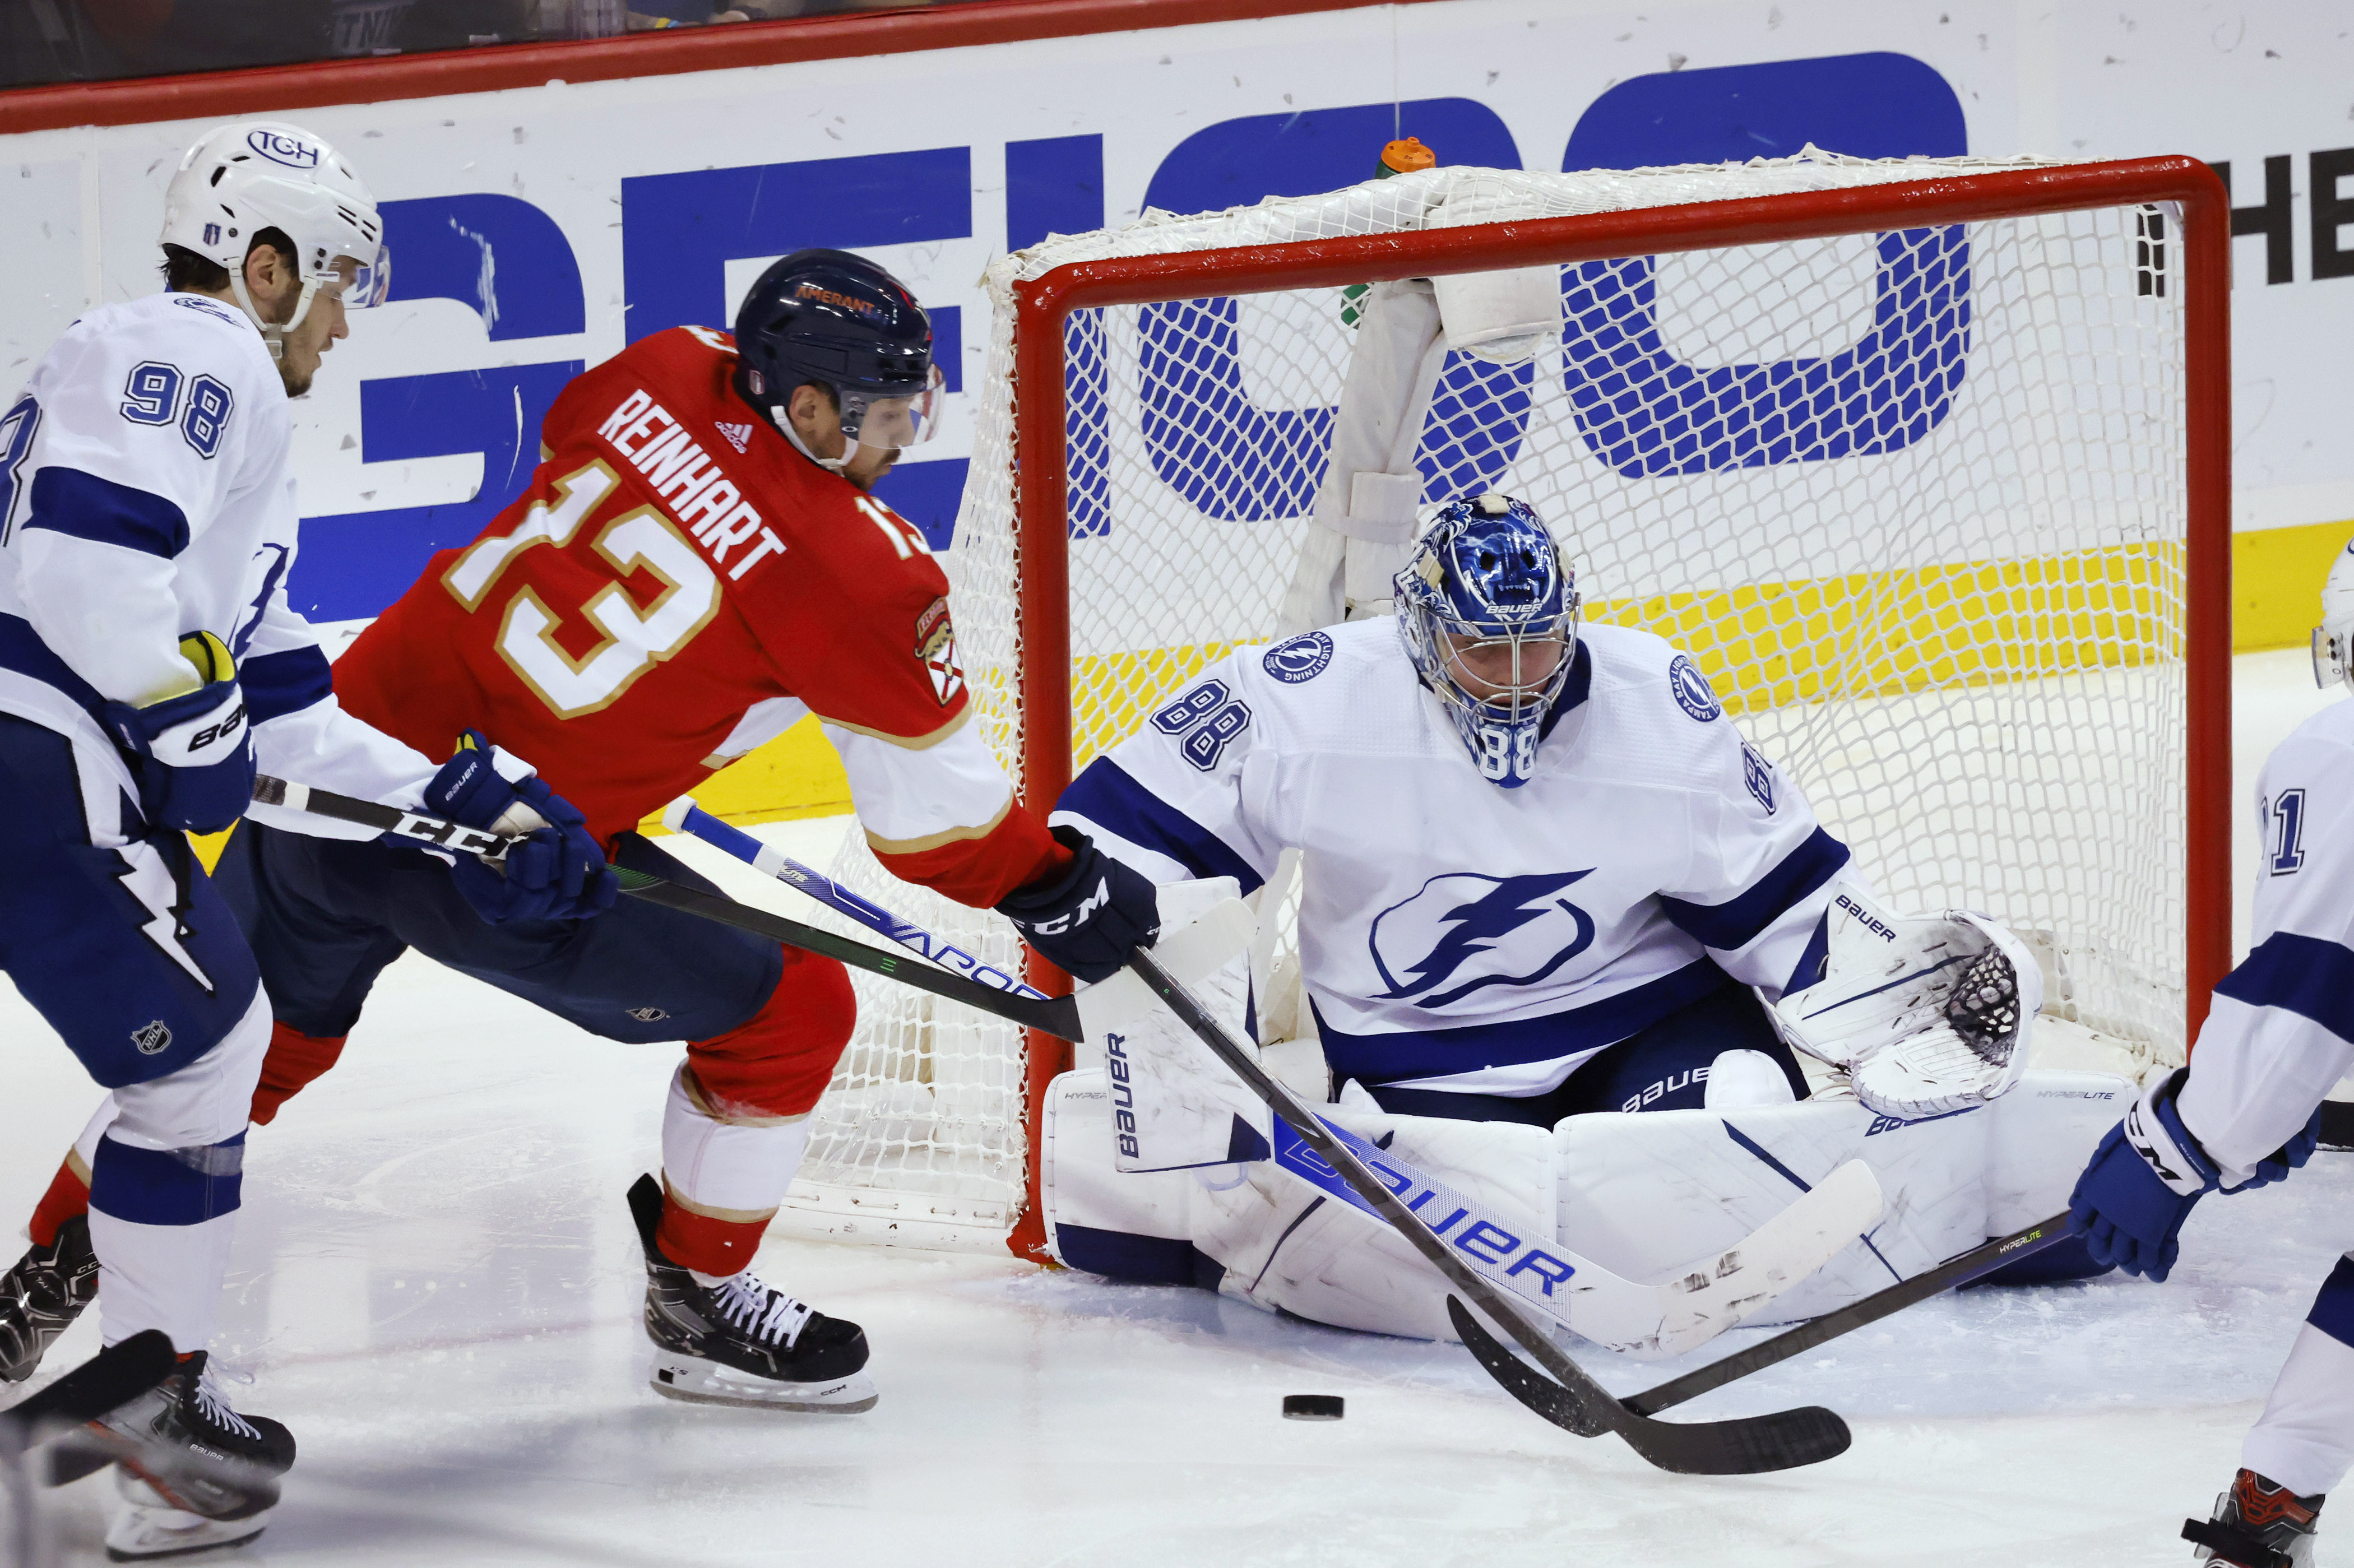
top-left (333, 326), bottom-right (1065, 908)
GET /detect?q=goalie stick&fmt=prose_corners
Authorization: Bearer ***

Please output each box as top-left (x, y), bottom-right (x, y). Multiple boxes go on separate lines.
top-left (1124, 947), bottom-right (1855, 1476)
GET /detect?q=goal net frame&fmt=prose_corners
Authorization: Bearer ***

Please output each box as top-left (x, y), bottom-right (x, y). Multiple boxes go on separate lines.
top-left (985, 154), bottom-right (2232, 1262)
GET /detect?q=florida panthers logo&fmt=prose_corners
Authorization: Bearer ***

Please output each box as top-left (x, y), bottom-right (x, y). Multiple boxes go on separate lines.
top-left (1369, 870), bottom-right (1599, 1009)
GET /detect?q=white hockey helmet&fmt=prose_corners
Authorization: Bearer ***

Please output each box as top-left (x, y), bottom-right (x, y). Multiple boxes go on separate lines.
top-left (159, 121), bottom-right (390, 357)
top-left (2315, 534), bottom-right (2354, 693)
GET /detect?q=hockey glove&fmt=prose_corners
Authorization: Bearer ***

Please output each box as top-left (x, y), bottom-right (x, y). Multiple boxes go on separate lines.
top-left (101, 631), bottom-right (255, 835)
top-left (423, 731), bottom-right (619, 925)
top-left (2066, 1068), bottom-right (2321, 1282)
top-left (1773, 887), bottom-right (2040, 1120)
top-left (997, 825), bottom-right (1161, 985)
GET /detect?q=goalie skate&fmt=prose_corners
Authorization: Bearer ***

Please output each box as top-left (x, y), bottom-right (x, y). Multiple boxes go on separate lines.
top-left (1, 1214), bottom-right (99, 1384)
top-left (625, 1175), bottom-right (876, 1413)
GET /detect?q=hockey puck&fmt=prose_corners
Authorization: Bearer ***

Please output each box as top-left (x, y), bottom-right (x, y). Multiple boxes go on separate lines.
top-left (1282, 1394), bottom-right (1344, 1421)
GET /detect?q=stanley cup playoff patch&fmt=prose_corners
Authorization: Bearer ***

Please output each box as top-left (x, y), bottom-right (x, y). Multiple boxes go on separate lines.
top-left (915, 596), bottom-right (964, 706)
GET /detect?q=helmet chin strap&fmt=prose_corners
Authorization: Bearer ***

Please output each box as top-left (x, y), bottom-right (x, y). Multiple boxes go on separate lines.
top-left (770, 404), bottom-right (852, 474)
top-left (227, 271), bottom-right (324, 363)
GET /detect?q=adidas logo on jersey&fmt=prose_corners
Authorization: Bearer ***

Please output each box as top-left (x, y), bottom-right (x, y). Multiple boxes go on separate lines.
top-left (715, 421), bottom-right (754, 453)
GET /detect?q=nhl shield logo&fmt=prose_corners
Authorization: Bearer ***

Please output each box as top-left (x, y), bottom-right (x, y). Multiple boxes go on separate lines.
top-left (131, 1020), bottom-right (173, 1056)
top-left (626, 1006), bottom-right (671, 1022)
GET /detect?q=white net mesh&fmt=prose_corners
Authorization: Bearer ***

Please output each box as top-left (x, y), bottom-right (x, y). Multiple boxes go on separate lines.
top-left (787, 149), bottom-right (2195, 1249)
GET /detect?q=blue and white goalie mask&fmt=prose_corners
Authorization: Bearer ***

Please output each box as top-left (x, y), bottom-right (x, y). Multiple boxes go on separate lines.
top-left (1395, 495), bottom-right (1579, 788)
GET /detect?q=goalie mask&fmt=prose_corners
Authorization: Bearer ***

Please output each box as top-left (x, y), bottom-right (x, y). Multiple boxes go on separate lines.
top-left (2314, 535), bottom-right (2354, 693)
top-left (160, 121), bottom-right (391, 359)
top-left (1394, 494), bottom-right (1579, 788)
top-left (733, 248), bottom-right (942, 465)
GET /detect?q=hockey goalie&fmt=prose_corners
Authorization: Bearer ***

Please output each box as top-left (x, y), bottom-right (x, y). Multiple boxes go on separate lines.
top-left (1009, 488), bottom-right (2133, 1353)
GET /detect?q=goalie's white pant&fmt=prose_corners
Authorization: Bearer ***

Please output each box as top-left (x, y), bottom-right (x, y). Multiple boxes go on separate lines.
top-left (1041, 1065), bottom-right (2133, 1344)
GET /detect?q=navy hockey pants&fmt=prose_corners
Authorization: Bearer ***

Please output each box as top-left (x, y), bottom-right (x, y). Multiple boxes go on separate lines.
top-left (211, 820), bottom-right (783, 1046)
top-left (1363, 978), bottom-right (1806, 1125)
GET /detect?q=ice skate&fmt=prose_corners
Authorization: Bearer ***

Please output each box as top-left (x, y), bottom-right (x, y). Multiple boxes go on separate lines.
top-left (2184, 1468), bottom-right (2323, 1568)
top-left (625, 1174), bottom-right (876, 1413)
top-left (1, 1215), bottom-right (99, 1384)
top-left (73, 1350), bottom-right (295, 1561)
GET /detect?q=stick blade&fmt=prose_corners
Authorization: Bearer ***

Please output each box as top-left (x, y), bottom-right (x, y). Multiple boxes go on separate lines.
top-left (1445, 1296), bottom-right (1611, 1437)
top-left (3, 1330), bottom-right (176, 1436)
top-left (1615, 1400), bottom-right (1852, 1476)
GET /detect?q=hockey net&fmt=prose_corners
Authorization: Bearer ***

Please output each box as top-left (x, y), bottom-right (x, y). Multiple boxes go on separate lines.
top-left (773, 150), bottom-right (2229, 1257)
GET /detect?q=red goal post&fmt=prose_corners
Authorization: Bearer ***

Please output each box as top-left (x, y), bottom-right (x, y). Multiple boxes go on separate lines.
top-left (997, 154), bottom-right (2231, 1261)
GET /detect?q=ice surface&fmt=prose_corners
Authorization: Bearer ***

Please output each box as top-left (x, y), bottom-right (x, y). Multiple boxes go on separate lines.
top-left (2, 654), bottom-right (2347, 1565)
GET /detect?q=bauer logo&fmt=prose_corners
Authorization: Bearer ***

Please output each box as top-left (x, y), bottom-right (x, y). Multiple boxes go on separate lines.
top-left (1668, 656), bottom-right (1722, 722)
top-left (245, 129), bottom-right (321, 169)
top-left (1262, 631), bottom-right (1334, 684)
top-left (1369, 869), bottom-right (1598, 1010)
top-left (1272, 1119), bottom-right (1577, 1297)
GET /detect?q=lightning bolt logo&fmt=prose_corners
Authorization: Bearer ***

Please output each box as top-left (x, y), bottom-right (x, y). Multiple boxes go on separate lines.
top-left (1369, 870), bottom-right (1598, 1009)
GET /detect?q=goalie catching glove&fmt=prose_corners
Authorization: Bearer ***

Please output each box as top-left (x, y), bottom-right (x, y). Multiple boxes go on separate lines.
top-left (1773, 885), bottom-right (2041, 1121)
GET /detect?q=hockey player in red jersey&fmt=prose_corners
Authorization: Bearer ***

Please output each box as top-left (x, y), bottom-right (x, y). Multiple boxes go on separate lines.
top-left (2, 250), bottom-right (1158, 1413)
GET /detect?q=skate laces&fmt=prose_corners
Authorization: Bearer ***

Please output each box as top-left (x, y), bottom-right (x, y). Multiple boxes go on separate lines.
top-left (711, 1273), bottom-right (814, 1349)
top-left (189, 1361), bottom-right (262, 1442)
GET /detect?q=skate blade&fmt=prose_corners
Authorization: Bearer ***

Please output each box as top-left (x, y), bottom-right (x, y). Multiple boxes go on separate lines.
top-left (107, 1479), bottom-right (269, 1562)
top-left (647, 1355), bottom-right (877, 1413)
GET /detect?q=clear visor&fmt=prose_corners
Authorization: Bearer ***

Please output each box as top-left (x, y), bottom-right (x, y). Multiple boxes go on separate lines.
top-left (838, 363), bottom-right (944, 453)
top-left (328, 242), bottom-right (392, 310)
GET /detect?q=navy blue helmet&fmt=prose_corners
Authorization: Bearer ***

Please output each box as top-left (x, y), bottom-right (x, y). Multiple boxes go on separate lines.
top-left (732, 248), bottom-right (940, 453)
top-left (1394, 494), bottom-right (1579, 788)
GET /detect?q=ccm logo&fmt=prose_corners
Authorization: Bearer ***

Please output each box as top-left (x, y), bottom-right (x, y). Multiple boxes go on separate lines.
top-left (1834, 894), bottom-right (1896, 942)
top-left (188, 703), bottom-right (246, 753)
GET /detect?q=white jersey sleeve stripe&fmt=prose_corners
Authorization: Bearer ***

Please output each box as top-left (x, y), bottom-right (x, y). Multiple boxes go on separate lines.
top-left (20, 466), bottom-right (189, 555)
top-left (1052, 754), bottom-right (1267, 895)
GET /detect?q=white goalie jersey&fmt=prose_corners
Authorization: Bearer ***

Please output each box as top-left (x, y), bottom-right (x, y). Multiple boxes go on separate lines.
top-left (1051, 618), bottom-right (1851, 1095)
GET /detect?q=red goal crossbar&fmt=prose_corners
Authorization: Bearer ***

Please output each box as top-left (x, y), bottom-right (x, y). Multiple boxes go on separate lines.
top-left (1003, 155), bottom-right (2232, 1261)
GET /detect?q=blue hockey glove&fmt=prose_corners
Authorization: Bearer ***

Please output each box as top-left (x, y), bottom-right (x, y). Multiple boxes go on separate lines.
top-left (997, 825), bottom-right (1160, 985)
top-left (2068, 1067), bottom-right (2323, 1282)
top-left (102, 631), bottom-right (255, 835)
top-left (423, 731), bottom-right (619, 925)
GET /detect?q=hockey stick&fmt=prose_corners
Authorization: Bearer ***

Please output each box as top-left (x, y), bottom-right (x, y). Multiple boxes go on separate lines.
top-left (659, 796), bottom-right (1050, 1001)
top-left (248, 777), bottom-right (1088, 1042)
top-left (0, 1331), bottom-right (177, 1439)
top-left (1125, 947), bottom-right (1853, 1474)
top-left (1616, 1212), bottom-right (2070, 1418)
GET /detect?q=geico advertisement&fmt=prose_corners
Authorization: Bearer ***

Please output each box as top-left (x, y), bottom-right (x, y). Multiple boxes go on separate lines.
top-left (0, 0), bottom-right (2346, 628)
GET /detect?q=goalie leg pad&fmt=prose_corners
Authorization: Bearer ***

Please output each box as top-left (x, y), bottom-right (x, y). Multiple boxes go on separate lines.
top-left (1039, 1068), bottom-right (1221, 1288)
top-left (1191, 1103), bottom-right (1559, 1343)
top-left (1555, 1068), bottom-right (2130, 1324)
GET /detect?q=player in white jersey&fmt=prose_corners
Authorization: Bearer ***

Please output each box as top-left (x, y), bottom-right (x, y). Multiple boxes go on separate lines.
top-left (0, 120), bottom-right (613, 1559)
top-left (1016, 495), bottom-right (2061, 1343)
top-left (2068, 540), bottom-right (2354, 1568)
